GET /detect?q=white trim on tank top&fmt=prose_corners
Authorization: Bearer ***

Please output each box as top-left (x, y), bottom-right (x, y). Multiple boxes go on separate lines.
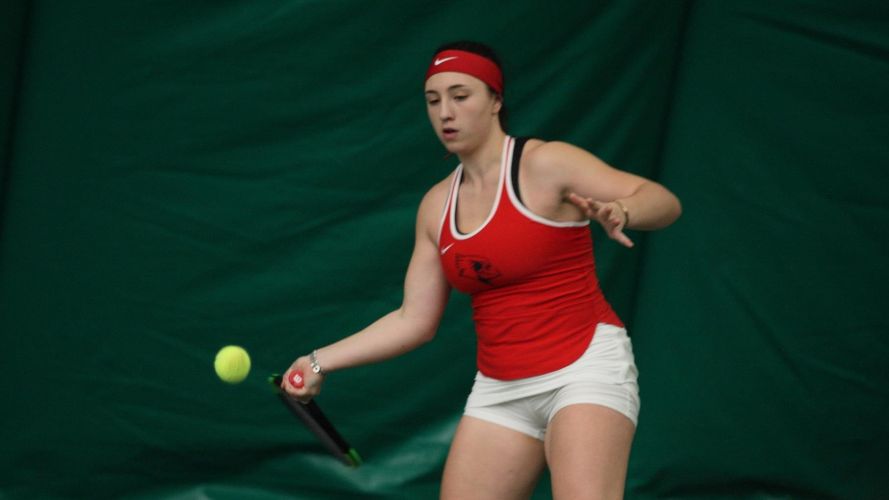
top-left (442, 135), bottom-right (589, 246)
top-left (505, 140), bottom-right (589, 228)
top-left (448, 135), bottom-right (512, 240)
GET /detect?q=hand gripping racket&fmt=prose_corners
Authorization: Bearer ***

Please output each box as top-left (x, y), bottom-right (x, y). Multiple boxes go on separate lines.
top-left (270, 372), bottom-right (362, 467)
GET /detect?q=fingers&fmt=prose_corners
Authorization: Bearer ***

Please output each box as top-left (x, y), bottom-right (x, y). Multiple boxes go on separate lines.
top-left (594, 203), bottom-right (622, 229)
top-left (280, 368), bottom-right (300, 395)
top-left (612, 229), bottom-right (635, 248)
top-left (568, 193), bottom-right (615, 223)
top-left (589, 199), bottom-right (617, 223)
top-left (281, 360), bottom-right (323, 401)
top-left (567, 192), bottom-right (587, 206)
top-left (280, 369), bottom-right (300, 391)
top-left (601, 206), bottom-right (634, 247)
top-left (567, 193), bottom-right (595, 217)
top-left (567, 193), bottom-right (634, 248)
top-left (282, 374), bottom-right (318, 401)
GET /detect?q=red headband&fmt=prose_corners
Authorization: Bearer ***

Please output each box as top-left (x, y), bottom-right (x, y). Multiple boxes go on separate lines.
top-left (425, 49), bottom-right (503, 95)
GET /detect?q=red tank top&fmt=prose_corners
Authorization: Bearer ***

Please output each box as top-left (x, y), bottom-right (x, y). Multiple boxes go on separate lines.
top-left (438, 136), bottom-right (623, 380)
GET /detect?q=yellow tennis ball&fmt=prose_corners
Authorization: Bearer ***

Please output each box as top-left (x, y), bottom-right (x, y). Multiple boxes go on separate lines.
top-left (214, 345), bottom-right (251, 384)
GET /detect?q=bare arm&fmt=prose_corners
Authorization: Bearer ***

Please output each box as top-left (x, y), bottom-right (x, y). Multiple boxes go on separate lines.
top-left (526, 141), bottom-right (682, 247)
top-left (282, 183), bottom-right (451, 400)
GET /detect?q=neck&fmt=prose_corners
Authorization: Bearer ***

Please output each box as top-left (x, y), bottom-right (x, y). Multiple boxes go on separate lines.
top-left (458, 128), bottom-right (507, 183)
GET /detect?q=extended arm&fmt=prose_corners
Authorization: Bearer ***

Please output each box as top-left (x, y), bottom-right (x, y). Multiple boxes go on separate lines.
top-left (282, 185), bottom-right (451, 400)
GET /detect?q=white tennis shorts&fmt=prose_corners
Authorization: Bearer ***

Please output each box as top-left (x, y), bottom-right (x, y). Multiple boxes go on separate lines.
top-left (463, 323), bottom-right (640, 441)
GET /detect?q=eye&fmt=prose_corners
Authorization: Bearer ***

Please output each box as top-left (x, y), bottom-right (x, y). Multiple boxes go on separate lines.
top-left (426, 98), bottom-right (440, 105)
top-left (454, 94), bottom-right (468, 101)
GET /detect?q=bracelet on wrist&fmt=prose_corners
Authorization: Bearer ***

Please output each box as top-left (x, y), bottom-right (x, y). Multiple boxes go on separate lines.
top-left (614, 200), bottom-right (630, 227)
top-left (309, 349), bottom-right (325, 375)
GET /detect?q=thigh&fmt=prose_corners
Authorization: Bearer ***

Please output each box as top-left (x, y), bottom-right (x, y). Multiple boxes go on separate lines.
top-left (441, 416), bottom-right (546, 500)
top-left (544, 404), bottom-right (635, 500)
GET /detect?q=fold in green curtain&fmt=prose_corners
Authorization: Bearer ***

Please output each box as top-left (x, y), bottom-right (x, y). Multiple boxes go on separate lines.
top-left (0, 0), bottom-right (29, 213)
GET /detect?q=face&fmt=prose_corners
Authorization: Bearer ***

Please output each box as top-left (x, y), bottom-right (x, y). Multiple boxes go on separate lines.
top-left (424, 72), bottom-right (502, 153)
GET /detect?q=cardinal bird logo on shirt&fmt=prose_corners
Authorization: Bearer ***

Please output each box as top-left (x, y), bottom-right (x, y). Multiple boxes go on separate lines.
top-left (456, 254), bottom-right (501, 286)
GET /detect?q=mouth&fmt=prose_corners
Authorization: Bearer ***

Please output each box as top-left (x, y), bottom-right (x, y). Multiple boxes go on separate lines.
top-left (442, 127), bottom-right (458, 140)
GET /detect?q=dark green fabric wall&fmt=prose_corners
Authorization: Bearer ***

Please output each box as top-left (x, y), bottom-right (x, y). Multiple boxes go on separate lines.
top-left (1, 1), bottom-right (886, 499)
top-left (630, 2), bottom-right (889, 499)
top-left (0, 0), bottom-right (29, 204)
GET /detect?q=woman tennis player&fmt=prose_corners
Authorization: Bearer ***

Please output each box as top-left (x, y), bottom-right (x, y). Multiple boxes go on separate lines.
top-left (283, 41), bottom-right (681, 499)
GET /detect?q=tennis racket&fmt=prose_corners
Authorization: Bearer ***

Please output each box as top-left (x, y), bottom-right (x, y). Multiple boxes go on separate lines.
top-left (270, 372), bottom-right (362, 467)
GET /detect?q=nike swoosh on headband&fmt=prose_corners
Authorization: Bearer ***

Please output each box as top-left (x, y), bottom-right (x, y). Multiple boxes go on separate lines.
top-left (434, 56), bottom-right (458, 65)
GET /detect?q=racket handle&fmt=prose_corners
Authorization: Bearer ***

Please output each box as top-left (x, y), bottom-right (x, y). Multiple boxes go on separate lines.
top-left (288, 370), bottom-right (305, 389)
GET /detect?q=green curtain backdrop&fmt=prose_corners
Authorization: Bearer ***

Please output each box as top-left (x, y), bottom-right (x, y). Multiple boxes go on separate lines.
top-left (629, 2), bottom-right (889, 498)
top-left (0, 0), bottom-right (29, 209)
top-left (1, 1), bottom-right (887, 499)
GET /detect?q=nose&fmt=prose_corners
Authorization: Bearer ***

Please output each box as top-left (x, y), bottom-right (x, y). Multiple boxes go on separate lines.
top-left (439, 97), bottom-right (454, 122)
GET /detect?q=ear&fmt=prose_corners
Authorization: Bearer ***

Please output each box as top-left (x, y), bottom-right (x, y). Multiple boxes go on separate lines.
top-left (492, 94), bottom-right (503, 114)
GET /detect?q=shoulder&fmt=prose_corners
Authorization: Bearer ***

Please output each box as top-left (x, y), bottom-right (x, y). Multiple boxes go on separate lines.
top-left (522, 139), bottom-right (606, 172)
top-left (519, 139), bottom-right (619, 198)
top-left (419, 171), bottom-right (455, 214)
top-left (415, 170), bottom-right (457, 238)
